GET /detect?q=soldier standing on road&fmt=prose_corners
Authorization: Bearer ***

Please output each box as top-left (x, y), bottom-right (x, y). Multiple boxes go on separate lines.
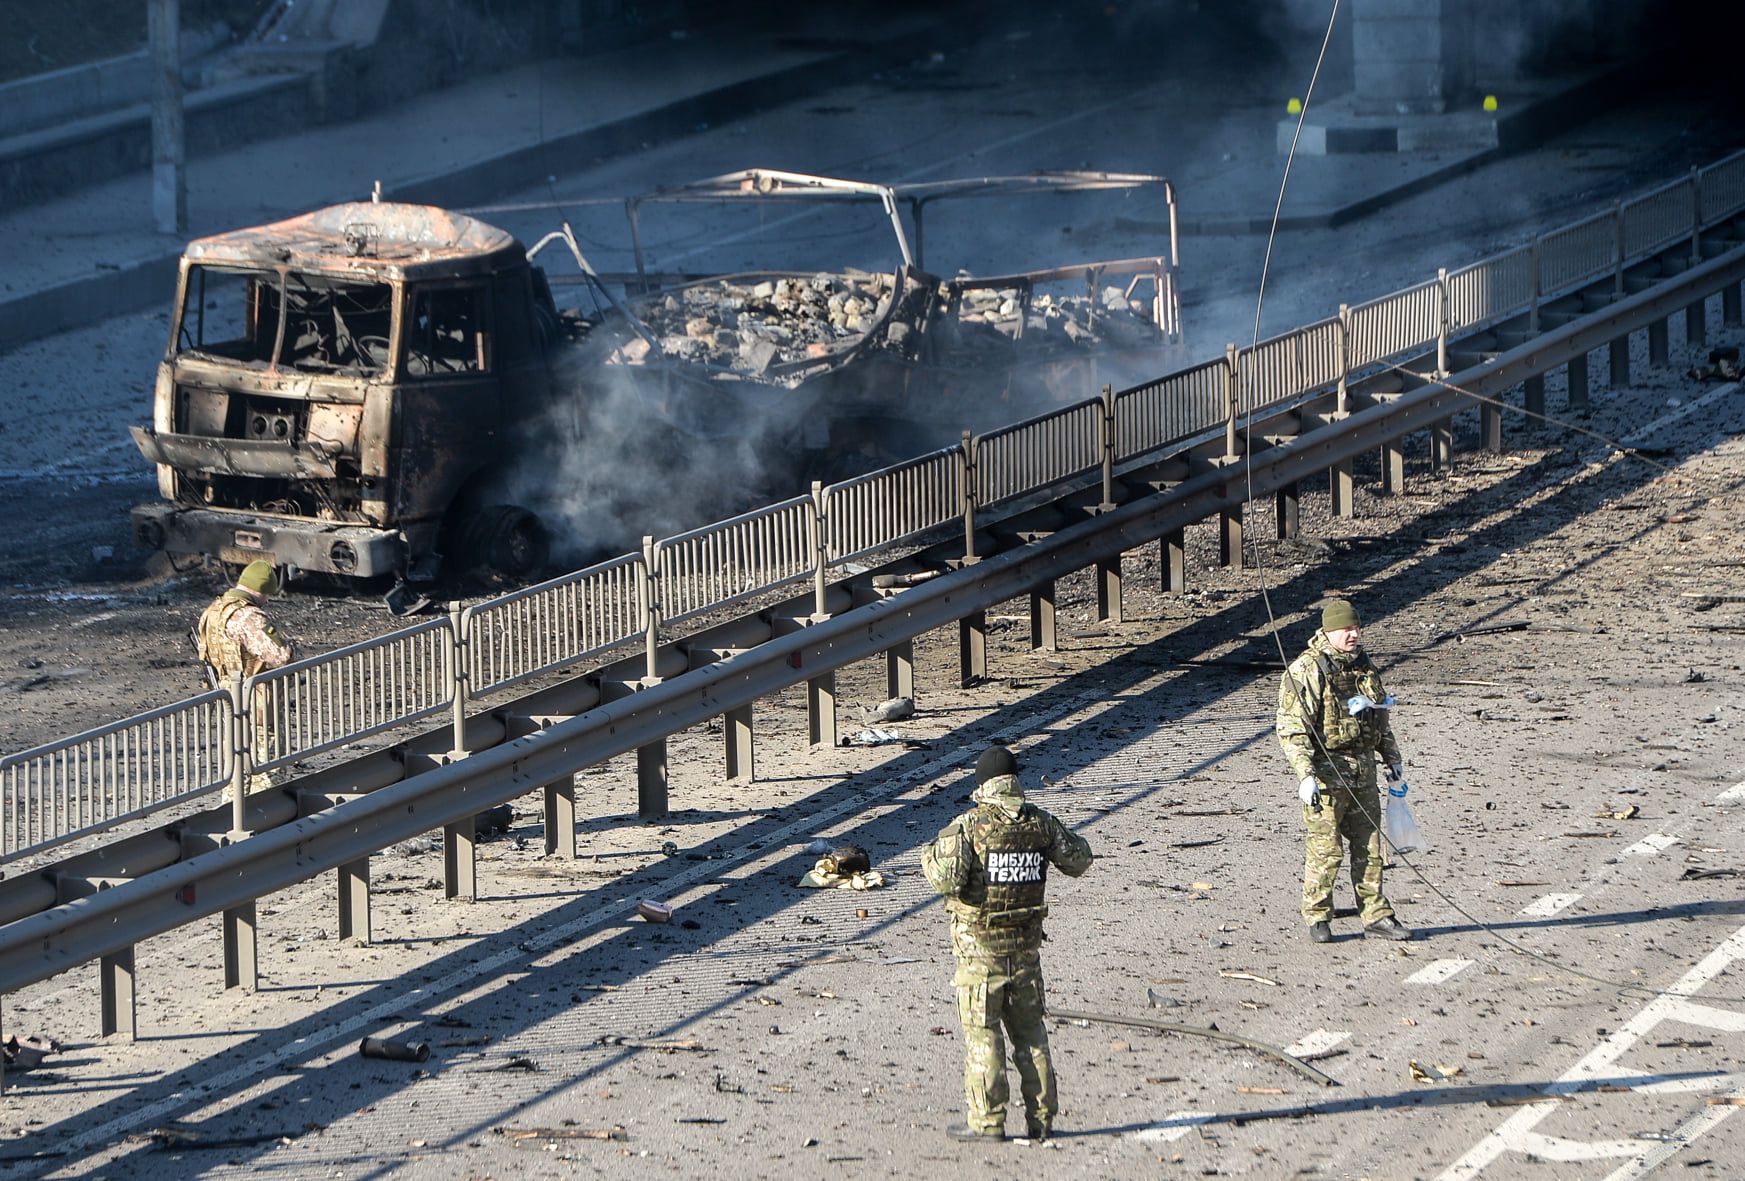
top-left (921, 745), bottom-right (1093, 1143)
top-left (1277, 598), bottom-right (1414, 944)
top-left (196, 560), bottom-right (294, 793)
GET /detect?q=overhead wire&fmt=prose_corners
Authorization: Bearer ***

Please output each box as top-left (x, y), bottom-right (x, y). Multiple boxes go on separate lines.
top-left (1246, 1), bottom-right (1743, 1006)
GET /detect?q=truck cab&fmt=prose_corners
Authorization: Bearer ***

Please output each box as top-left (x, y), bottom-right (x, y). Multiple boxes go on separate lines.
top-left (131, 201), bottom-right (553, 585)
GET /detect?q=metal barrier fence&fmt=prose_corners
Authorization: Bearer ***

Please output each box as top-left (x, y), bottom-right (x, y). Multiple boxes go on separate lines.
top-left (1, 691), bottom-right (231, 861)
top-left (9, 148), bottom-right (1745, 863)
top-left (463, 555), bottom-right (646, 697)
top-left (656, 495), bottom-right (817, 625)
top-left (975, 399), bottom-right (1102, 507)
top-left (1115, 358), bottom-right (1228, 460)
top-left (1448, 247), bottom-right (1535, 332)
top-left (825, 447), bottom-right (963, 563)
top-left (249, 619), bottom-right (453, 773)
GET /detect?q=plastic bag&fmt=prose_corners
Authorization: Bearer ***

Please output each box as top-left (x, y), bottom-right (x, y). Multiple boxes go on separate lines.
top-left (1384, 781), bottom-right (1429, 854)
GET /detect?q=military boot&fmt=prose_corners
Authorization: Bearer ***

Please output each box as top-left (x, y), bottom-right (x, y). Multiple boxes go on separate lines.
top-left (947, 1122), bottom-right (1004, 1142)
top-left (1364, 916), bottom-right (1413, 941)
top-left (1024, 1119), bottom-right (1051, 1142)
top-left (1308, 920), bottom-right (1332, 943)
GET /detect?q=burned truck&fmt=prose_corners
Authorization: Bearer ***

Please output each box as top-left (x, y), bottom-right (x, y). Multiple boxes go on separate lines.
top-left (130, 170), bottom-right (1181, 590)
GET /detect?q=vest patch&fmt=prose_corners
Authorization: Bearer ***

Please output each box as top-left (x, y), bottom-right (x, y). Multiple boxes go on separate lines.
top-left (986, 850), bottom-right (1045, 884)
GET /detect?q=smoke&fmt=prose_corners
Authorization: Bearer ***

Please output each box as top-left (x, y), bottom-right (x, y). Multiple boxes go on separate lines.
top-left (494, 333), bottom-right (816, 568)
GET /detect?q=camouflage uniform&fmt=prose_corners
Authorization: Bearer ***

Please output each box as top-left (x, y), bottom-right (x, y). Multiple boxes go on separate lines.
top-left (1277, 630), bottom-right (1402, 926)
top-left (921, 772), bottom-right (1093, 1138)
top-left (197, 588), bottom-right (293, 793)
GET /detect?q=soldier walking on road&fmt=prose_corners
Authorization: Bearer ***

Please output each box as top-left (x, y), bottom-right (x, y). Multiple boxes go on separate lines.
top-left (196, 560), bottom-right (294, 793)
top-left (1277, 598), bottom-right (1414, 944)
top-left (922, 745), bottom-right (1093, 1143)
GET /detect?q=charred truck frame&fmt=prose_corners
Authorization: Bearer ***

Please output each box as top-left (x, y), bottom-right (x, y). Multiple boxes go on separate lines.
top-left (131, 170), bottom-right (1180, 590)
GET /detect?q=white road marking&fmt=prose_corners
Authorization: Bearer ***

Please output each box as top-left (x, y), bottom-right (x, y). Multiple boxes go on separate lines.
top-left (1436, 923), bottom-right (1745, 1180)
top-left (1521, 893), bottom-right (1581, 918)
top-left (1132, 1111), bottom-right (1216, 1143)
top-left (1406, 958), bottom-right (1475, 986)
top-left (1620, 833), bottom-right (1679, 858)
top-left (1716, 780), bottom-right (1745, 803)
top-left (1284, 1029), bottom-right (1350, 1058)
top-left (1599, 1099), bottom-right (1742, 1181)
top-left (1512, 1131), bottom-right (1659, 1162)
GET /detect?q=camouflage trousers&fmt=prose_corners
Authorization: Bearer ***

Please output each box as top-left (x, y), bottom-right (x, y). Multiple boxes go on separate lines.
top-left (953, 948), bottom-right (1056, 1136)
top-left (1301, 757), bottom-right (1393, 925)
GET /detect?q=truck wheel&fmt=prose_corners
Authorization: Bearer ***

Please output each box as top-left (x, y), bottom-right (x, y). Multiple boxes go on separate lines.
top-left (461, 505), bottom-right (549, 581)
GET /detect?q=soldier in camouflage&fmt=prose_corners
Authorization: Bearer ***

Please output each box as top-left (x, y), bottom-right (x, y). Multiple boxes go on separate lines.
top-left (921, 745), bottom-right (1093, 1143)
top-left (196, 561), bottom-right (294, 794)
top-left (1277, 599), bottom-right (1413, 944)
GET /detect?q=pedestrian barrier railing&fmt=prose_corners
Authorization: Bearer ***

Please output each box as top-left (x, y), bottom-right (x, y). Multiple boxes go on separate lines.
top-left (1447, 247), bottom-right (1535, 332)
top-left (1115, 357), bottom-right (1228, 461)
top-left (825, 447), bottom-right (963, 563)
top-left (7, 148), bottom-right (1745, 864)
top-left (1623, 179), bottom-right (1695, 261)
top-left (975, 398), bottom-right (1103, 508)
top-left (655, 494), bottom-right (817, 626)
top-left (1, 691), bottom-right (230, 858)
top-left (462, 555), bottom-right (647, 698)
top-left (249, 618), bottom-right (453, 773)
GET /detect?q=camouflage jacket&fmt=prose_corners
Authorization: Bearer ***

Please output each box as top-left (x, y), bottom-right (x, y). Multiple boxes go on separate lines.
top-left (196, 590), bottom-right (293, 682)
top-left (922, 774), bottom-right (1093, 955)
top-left (1277, 630), bottom-right (1401, 783)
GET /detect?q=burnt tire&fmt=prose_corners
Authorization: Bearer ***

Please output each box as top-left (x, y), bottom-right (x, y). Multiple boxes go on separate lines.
top-left (458, 505), bottom-right (548, 582)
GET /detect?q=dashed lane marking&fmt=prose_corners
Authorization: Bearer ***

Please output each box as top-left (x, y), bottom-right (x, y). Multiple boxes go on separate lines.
top-left (1436, 923), bottom-right (1745, 1180)
top-left (1520, 893), bottom-right (1582, 918)
top-left (1716, 780), bottom-right (1745, 803)
top-left (1284, 1029), bottom-right (1350, 1059)
top-left (1132, 1111), bottom-right (1217, 1143)
top-left (1406, 958), bottom-right (1475, 986)
top-left (1620, 833), bottom-right (1679, 858)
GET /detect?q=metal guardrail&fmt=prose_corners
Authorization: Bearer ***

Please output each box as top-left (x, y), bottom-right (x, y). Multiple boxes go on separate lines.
top-left (8, 148), bottom-right (1745, 863)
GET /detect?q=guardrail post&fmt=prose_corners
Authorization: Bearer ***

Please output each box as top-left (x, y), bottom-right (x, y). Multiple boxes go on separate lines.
top-left (1030, 583), bottom-right (1057, 651)
top-left (1160, 528), bottom-right (1186, 595)
top-left (725, 705), bottom-right (755, 783)
top-left (1568, 352), bottom-right (1590, 413)
top-left (1100, 383), bottom-right (1118, 511)
top-left (100, 946), bottom-right (136, 1040)
top-left (1686, 168), bottom-right (1710, 346)
top-left (1223, 343), bottom-right (1240, 460)
top-left (1647, 315), bottom-right (1669, 366)
top-left (960, 432), bottom-right (979, 564)
top-left (811, 481), bottom-right (830, 622)
top-left (1431, 421), bottom-right (1454, 472)
top-left (886, 641), bottom-right (915, 699)
top-left (543, 777), bottom-right (577, 859)
top-left (1608, 333), bottom-right (1631, 390)
top-left (1436, 269), bottom-right (1450, 377)
top-left (807, 671), bottom-right (837, 749)
top-left (443, 601), bottom-right (476, 901)
top-left (637, 536), bottom-right (669, 819)
top-left (223, 902), bottom-right (258, 991)
top-left (338, 858), bottom-right (372, 942)
top-left (1276, 482), bottom-right (1300, 538)
top-left (1336, 308), bottom-right (1352, 415)
top-left (959, 609), bottom-right (988, 687)
top-left (1725, 282), bottom-right (1743, 328)
top-left (1219, 501), bottom-right (1244, 570)
top-left (227, 673), bottom-right (249, 839)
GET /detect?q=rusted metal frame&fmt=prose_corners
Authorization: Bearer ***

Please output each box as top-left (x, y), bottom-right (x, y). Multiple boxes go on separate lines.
top-left (8, 247), bottom-right (1741, 1004)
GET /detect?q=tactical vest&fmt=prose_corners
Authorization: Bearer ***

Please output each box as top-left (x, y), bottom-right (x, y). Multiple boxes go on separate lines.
top-left (1312, 649), bottom-right (1388, 753)
top-left (946, 803), bottom-right (1053, 952)
top-left (196, 592), bottom-right (263, 681)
